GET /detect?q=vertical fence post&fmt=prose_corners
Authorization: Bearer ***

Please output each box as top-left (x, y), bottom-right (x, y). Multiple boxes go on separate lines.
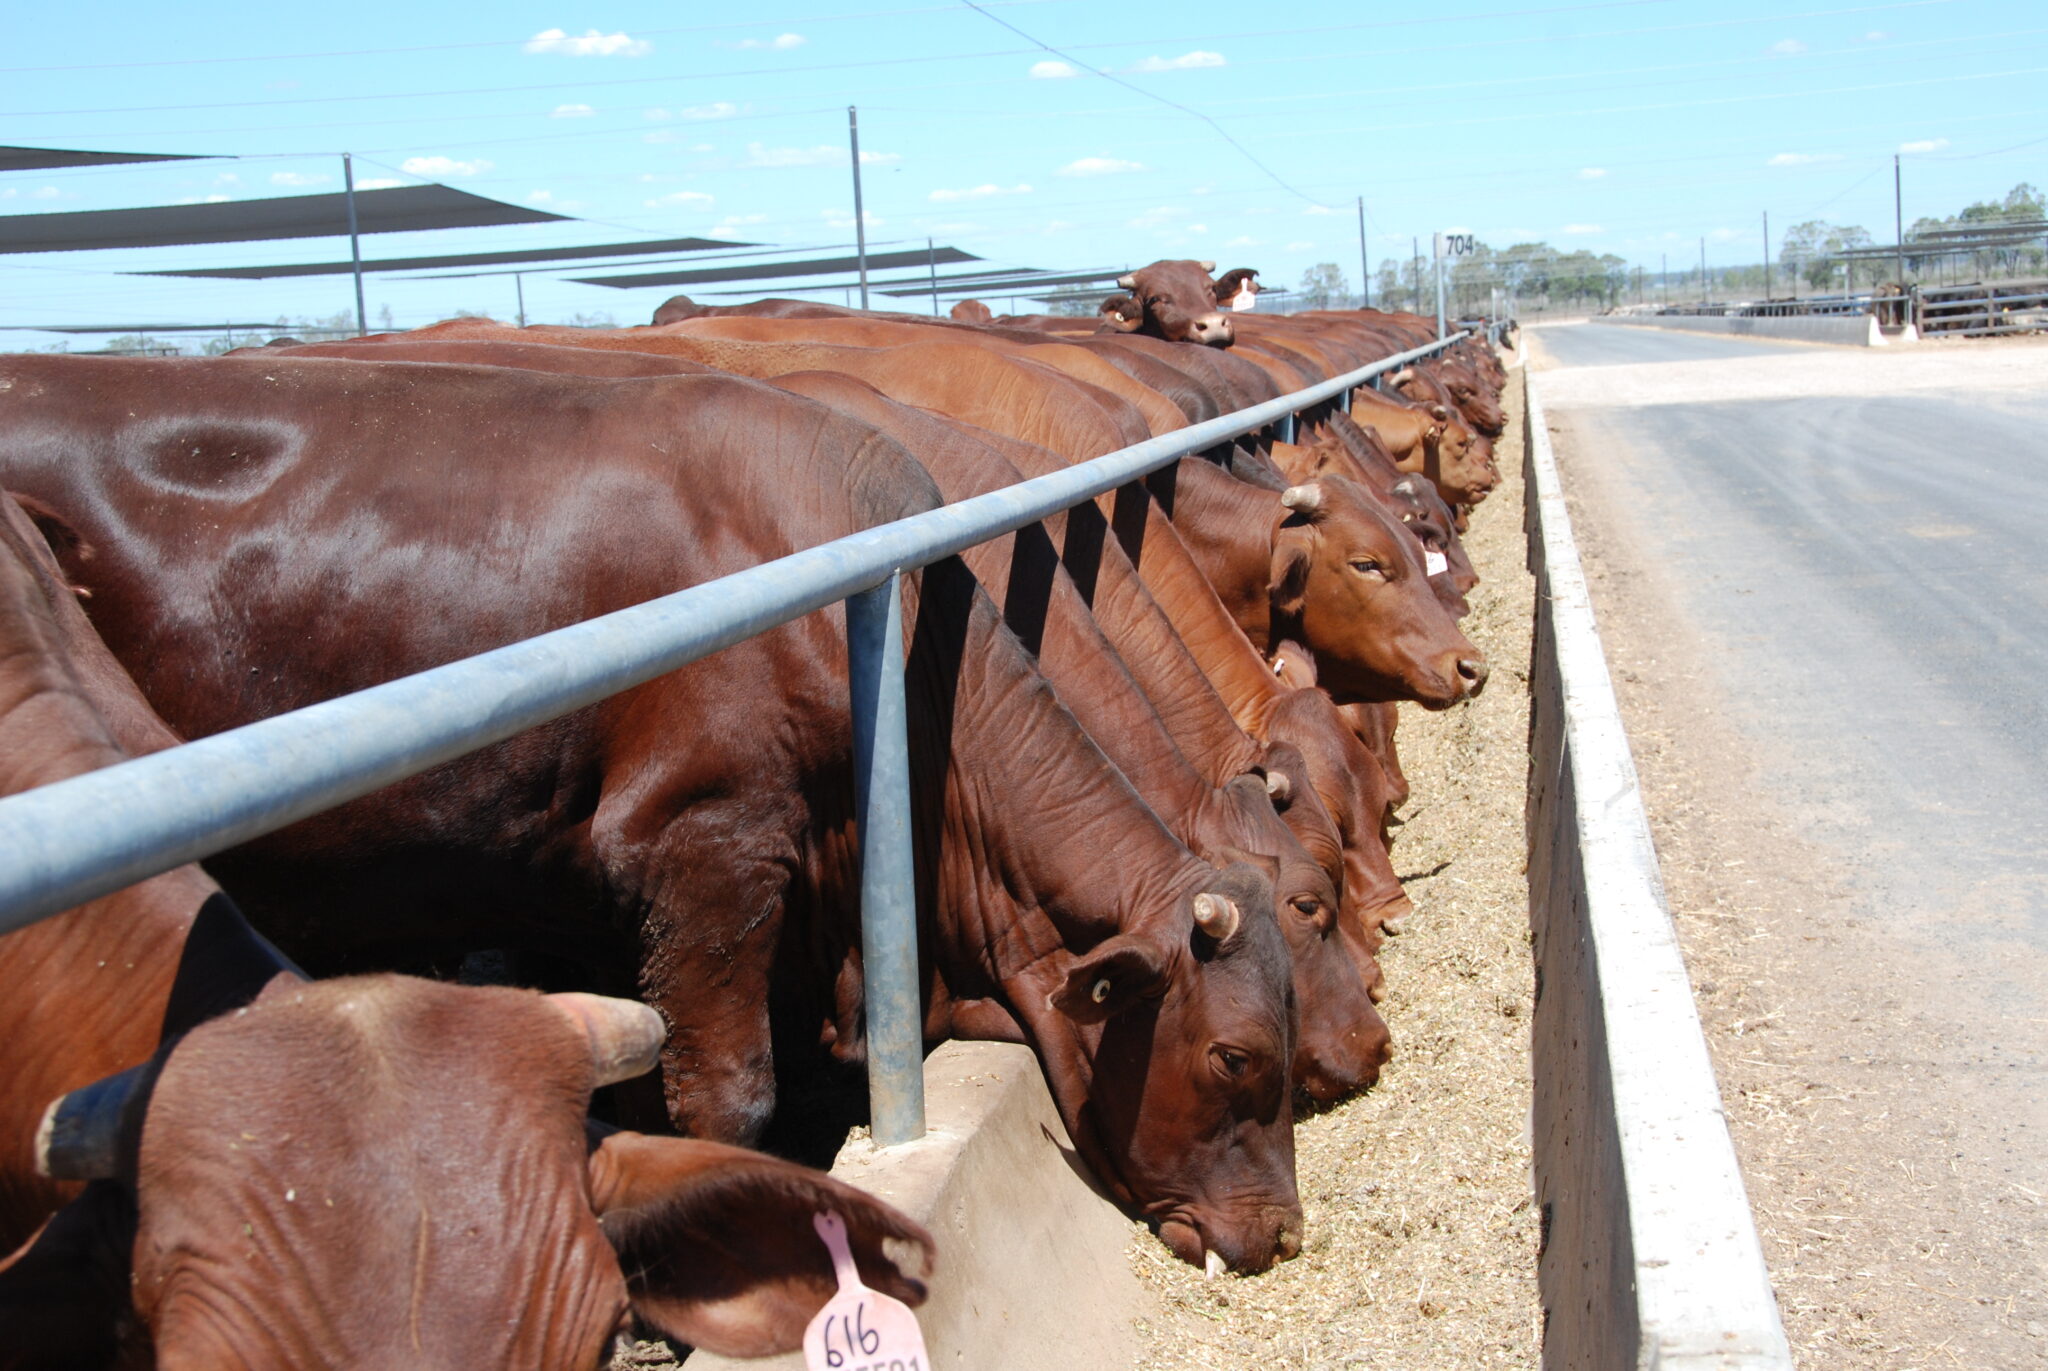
top-left (846, 571), bottom-right (926, 1146)
top-left (1277, 410), bottom-right (1297, 443)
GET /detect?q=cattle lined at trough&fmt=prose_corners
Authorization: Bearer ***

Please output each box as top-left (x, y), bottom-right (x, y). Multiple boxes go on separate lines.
top-left (0, 259), bottom-right (1511, 1364)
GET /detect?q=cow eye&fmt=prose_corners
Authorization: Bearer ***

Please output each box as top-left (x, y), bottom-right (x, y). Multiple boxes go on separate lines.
top-left (1212, 1047), bottom-right (1251, 1080)
top-left (1288, 895), bottom-right (1322, 919)
top-left (1347, 558), bottom-right (1385, 577)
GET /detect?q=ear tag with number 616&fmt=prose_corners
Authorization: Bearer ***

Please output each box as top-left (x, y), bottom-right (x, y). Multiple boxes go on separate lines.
top-left (803, 1210), bottom-right (931, 1371)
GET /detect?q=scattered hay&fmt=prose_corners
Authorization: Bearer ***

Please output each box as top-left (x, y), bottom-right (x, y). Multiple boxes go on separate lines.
top-left (1130, 376), bottom-right (1540, 1369)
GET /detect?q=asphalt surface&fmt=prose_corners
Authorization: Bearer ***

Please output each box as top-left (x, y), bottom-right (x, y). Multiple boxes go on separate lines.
top-left (1534, 321), bottom-right (2048, 1359)
top-left (1529, 322), bottom-right (1802, 367)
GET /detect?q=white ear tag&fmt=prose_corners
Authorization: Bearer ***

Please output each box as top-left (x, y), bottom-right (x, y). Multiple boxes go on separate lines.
top-left (1425, 549), bottom-right (1449, 577)
top-left (803, 1210), bottom-right (931, 1371)
top-left (1230, 288), bottom-right (1258, 312)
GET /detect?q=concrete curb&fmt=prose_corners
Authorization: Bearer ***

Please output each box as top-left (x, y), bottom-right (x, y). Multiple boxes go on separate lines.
top-left (1592, 312), bottom-right (1896, 346)
top-left (689, 1041), bottom-right (1148, 1371)
top-left (1523, 374), bottom-right (1794, 1370)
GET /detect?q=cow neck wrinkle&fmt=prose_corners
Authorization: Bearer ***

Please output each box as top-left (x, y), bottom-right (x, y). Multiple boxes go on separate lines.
top-left (913, 566), bottom-right (1200, 954)
top-left (1161, 458), bottom-right (1286, 655)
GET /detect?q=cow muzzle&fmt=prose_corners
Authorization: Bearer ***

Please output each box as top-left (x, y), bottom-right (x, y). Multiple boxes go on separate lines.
top-left (1187, 312), bottom-right (1234, 347)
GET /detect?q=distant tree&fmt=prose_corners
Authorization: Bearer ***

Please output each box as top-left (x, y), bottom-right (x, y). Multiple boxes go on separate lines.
top-left (1296, 263), bottom-right (1349, 310)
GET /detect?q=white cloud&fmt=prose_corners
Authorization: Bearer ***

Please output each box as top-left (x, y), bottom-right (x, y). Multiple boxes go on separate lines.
top-left (1041, 220), bottom-right (1074, 235)
top-left (1767, 151), bottom-right (1840, 166)
top-left (644, 190), bottom-right (715, 208)
top-left (1130, 50), bottom-right (1226, 72)
top-left (214, 172), bottom-right (241, 186)
top-left (1127, 205), bottom-right (1185, 230)
top-left (30, 186), bottom-right (68, 200)
top-left (1284, 240), bottom-right (1313, 251)
top-left (722, 33), bottom-right (805, 50)
top-left (269, 171), bottom-right (328, 187)
top-left (400, 155), bottom-right (492, 178)
top-left (1302, 204), bottom-right (1336, 216)
top-left (683, 101), bottom-right (738, 120)
top-left (823, 208), bottom-right (884, 229)
top-left (175, 194), bottom-right (233, 204)
top-left (744, 142), bottom-right (899, 168)
top-left (928, 182), bottom-right (1032, 202)
top-left (1562, 223), bottom-right (1604, 235)
top-left (355, 178), bottom-right (404, 190)
top-left (551, 103), bottom-right (595, 118)
top-left (1029, 60), bottom-right (1077, 79)
top-left (1899, 138), bottom-right (1949, 154)
top-left (528, 190), bottom-right (557, 204)
top-left (1768, 38), bottom-right (1806, 55)
top-left (524, 28), bottom-right (651, 57)
top-left (1225, 236), bottom-right (1262, 248)
top-left (1863, 30), bottom-right (1889, 41)
top-left (1186, 223), bottom-right (1208, 235)
top-left (709, 212), bottom-right (769, 239)
top-left (1579, 167), bottom-right (1607, 179)
top-left (1060, 156), bottom-right (1143, 177)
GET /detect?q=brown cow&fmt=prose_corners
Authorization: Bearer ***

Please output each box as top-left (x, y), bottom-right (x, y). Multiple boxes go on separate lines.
top-left (0, 355), bottom-right (1305, 1274)
top-left (1113, 259), bottom-right (1236, 346)
top-left (0, 493), bottom-right (933, 1368)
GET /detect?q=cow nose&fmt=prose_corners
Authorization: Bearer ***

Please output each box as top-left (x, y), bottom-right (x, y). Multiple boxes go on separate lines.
top-left (1457, 657), bottom-right (1490, 697)
top-left (1191, 313), bottom-right (1233, 345)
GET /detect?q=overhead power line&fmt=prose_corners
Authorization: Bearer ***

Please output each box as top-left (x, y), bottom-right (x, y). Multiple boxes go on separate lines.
top-left (954, 0), bottom-right (1327, 208)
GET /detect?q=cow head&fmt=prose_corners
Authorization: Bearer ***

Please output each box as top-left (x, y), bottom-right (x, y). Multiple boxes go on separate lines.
top-left (1206, 775), bottom-right (1388, 1102)
top-left (1019, 863), bottom-right (1302, 1273)
top-left (1096, 294), bottom-right (1144, 333)
top-left (1113, 260), bottom-right (1235, 347)
top-left (950, 299), bottom-right (995, 324)
top-left (13, 976), bottom-right (932, 1369)
top-left (1386, 473), bottom-right (1478, 611)
top-left (1267, 477), bottom-right (1487, 708)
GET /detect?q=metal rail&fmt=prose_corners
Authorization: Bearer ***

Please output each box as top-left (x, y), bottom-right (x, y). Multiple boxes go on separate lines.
top-left (0, 329), bottom-right (1469, 1146)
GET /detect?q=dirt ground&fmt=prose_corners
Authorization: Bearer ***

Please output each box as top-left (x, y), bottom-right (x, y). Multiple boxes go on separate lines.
top-left (1531, 326), bottom-right (2048, 1368)
top-left (1131, 371), bottom-right (1540, 1370)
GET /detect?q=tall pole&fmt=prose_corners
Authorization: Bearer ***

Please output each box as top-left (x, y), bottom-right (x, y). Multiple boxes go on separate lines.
top-left (1763, 211), bottom-right (1772, 299)
top-left (847, 106), bottom-right (870, 309)
top-left (1432, 232), bottom-right (1447, 339)
top-left (1893, 153), bottom-right (1906, 287)
top-left (1411, 236), bottom-right (1420, 312)
top-left (926, 237), bottom-right (939, 316)
top-left (1357, 196), bottom-right (1370, 310)
top-left (342, 153), bottom-right (367, 337)
top-left (1700, 236), bottom-right (1708, 305)
top-left (1661, 252), bottom-right (1667, 306)
top-left (514, 272), bottom-right (527, 328)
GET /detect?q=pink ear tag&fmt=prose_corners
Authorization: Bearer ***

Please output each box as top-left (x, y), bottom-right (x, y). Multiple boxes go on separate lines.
top-left (803, 1210), bottom-right (931, 1371)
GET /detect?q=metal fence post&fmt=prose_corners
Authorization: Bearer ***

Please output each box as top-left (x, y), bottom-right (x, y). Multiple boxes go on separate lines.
top-left (845, 570), bottom-right (926, 1146)
top-left (1276, 411), bottom-right (1297, 444)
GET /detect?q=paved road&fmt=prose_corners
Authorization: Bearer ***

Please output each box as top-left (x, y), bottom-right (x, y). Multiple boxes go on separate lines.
top-left (1531, 321), bottom-right (1804, 367)
top-left (1534, 322), bottom-right (2048, 1363)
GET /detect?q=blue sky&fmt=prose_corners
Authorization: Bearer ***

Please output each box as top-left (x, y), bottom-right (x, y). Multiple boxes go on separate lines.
top-left (3, 0), bottom-right (2042, 339)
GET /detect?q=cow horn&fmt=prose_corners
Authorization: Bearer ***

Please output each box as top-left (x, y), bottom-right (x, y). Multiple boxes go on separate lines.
top-left (1389, 367), bottom-right (1415, 386)
top-left (36, 1061), bottom-right (153, 1181)
top-left (549, 992), bottom-right (666, 1087)
top-left (1279, 483), bottom-right (1324, 514)
top-left (1117, 273), bottom-right (1136, 290)
top-left (1198, 260), bottom-right (1216, 272)
top-left (1263, 770), bottom-right (1291, 802)
top-left (1192, 892), bottom-right (1241, 941)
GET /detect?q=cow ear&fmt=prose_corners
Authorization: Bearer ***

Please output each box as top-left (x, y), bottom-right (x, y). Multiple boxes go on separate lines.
top-left (1268, 530), bottom-right (1313, 621)
top-left (1048, 932), bottom-right (1171, 1023)
top-left (588, 1132), bottom-right (934, 1359)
